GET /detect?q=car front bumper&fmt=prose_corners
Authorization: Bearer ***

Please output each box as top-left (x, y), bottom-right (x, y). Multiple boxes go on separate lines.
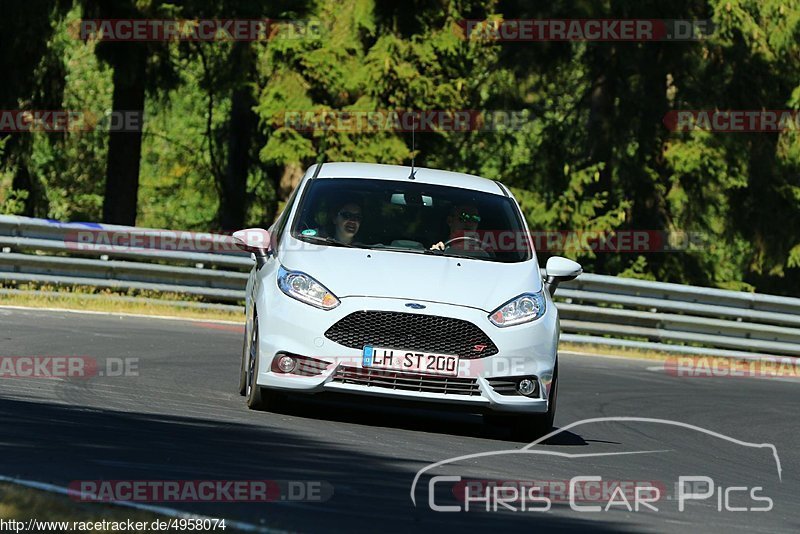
top-left (255, 289), bottom-right (559, 414)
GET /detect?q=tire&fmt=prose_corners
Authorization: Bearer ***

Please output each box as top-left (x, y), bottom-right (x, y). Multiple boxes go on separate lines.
top-left (238, 312), bottom-right (253, 396)
top-left (245, 316), bottom-right (266, 409)
top-left (486, 361), bottom-right (559, 441)
top-left (531, 361), bottom-right (558, 435)
top-left (245, 316), bottom-right (283, 411)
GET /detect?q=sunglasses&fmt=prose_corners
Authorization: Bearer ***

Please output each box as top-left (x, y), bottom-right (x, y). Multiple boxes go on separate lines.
top-left (459, 212), bottom-right (481, 223)
top-left (338, 211), bottom-right (362, 222)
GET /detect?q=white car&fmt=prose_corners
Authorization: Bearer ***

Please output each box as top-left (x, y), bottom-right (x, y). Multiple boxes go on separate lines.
top-left (235, 162), bottom-right (581, 437)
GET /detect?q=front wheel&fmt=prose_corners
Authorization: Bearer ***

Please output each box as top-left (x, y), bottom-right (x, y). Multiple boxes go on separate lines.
top-left (533, 361), bottom-right (558, 434)
top-left (245, 316), bottom-right (284, 411)
top-left (486, 362), bottom-right (558, 441)
top-left (245, 318), bottom-right (265, 409)
top-left (238, 313), bottom-right (254, 396)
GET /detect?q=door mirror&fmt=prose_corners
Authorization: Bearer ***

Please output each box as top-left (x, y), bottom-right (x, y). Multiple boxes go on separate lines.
top-left (544, 256), bottom-right (582, 296)
top-left (232, 228), bottom-right (271, 267)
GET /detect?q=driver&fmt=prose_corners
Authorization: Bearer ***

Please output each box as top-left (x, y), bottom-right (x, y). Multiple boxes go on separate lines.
top-left (430, 204), bottom-right (482, 251)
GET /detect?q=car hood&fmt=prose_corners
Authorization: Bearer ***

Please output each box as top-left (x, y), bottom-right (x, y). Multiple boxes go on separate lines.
top-left (278, 238), bottom-right (542, 312)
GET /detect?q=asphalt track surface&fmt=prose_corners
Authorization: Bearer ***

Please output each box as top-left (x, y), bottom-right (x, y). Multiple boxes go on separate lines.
top-left (0, 307), bottom-right (798, 533)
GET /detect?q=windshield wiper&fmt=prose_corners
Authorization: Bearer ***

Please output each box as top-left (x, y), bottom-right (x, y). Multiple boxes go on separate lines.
top-left (299, 235), bottom-right (359, 248)
top-left (364, 244), bottom-right (438, 255)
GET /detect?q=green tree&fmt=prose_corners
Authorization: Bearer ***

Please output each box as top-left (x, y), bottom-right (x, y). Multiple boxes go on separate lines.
top-left (79, 0), bottom-right (183, 225)
top-left (0, 0), bottom-right (71, 217)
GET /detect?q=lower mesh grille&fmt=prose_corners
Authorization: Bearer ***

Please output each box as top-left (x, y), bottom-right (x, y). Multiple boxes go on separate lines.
top-left (332, 366), bottom-right (481, 396)
top-left (487, 378), bottom-right (522, 396)
top-left (294, 355), bottom-right (331, 376)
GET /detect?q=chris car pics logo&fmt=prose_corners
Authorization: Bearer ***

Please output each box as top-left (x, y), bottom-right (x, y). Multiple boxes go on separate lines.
top-left (411, 417), bottom-right (781, 514)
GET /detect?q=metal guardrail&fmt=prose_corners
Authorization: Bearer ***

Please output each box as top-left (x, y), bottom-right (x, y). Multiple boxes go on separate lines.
top-left (0, 215), bottom-right (250, 302)
top-left (2, 214), bottom-right (799, 359)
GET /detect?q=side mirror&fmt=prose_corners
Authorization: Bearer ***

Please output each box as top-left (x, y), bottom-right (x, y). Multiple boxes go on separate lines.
top-left (544, 256), bottom-right (582, 296)
top-left (233, 228), bottom-right (271, 268)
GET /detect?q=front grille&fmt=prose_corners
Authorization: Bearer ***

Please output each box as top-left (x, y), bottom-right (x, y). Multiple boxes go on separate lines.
top-left (324, 311), bottom-right (498, 359)
top-left (333, 366), bottom-right (481, 396)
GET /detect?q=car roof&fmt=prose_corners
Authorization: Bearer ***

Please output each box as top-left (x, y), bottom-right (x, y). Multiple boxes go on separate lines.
top-left (307, 162), bottom-right (507, 196)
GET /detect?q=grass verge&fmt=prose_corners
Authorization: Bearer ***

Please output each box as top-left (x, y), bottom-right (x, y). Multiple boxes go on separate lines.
top-left (0, 482), bottom-right (238, 532)
top-left (560, 342), bottom-right (680, 361)
top-left (0, 284), bottom-right (242, 322)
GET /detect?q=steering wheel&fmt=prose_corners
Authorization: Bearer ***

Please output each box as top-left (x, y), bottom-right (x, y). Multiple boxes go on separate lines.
top-left (444, 236), bottom-right (489, 250)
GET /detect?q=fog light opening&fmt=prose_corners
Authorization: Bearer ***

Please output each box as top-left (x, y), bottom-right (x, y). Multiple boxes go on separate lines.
top-left (277, 355), bottom-right (297, 374)
top-left (517, 378), bottom-right (537, 397)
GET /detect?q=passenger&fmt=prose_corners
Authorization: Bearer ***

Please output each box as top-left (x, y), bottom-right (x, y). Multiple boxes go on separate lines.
top-left (329, 202), bottom-right (363, 244)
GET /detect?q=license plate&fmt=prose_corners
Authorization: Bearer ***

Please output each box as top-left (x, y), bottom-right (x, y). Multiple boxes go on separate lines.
top-left (363, 346), bottom-right (459, 376)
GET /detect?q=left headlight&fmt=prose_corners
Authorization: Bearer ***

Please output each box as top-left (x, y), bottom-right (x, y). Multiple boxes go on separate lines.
top-left (277, 266), bottom-right (340, 310)
top-left (488, 290), bottom-right (546, 327)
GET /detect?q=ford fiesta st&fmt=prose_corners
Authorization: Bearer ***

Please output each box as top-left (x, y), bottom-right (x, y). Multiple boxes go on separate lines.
top-left (234, 162), bottom-right (581, 437)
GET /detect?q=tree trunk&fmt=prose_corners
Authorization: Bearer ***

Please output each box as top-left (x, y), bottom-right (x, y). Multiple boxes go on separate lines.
top-left (219, 85), bottom-right (255, 232)
top-left (102, 44), bottom-right (146, 226)
top-left (10, 154), bottom-right (36, 217)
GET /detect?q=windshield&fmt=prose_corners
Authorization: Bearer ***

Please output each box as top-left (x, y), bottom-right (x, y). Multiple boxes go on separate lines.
top-left (289, 177), bottom-right (532, 263)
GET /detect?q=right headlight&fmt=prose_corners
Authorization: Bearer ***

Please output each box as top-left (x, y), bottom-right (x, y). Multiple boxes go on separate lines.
top-left (277, 266), bottom-right (340, 310)
top-left (488, 290), bottom-right (546, 327)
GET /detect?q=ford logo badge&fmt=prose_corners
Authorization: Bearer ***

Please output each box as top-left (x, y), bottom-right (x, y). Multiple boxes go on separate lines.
top-left (405, 303), bottom-right (426, 310)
